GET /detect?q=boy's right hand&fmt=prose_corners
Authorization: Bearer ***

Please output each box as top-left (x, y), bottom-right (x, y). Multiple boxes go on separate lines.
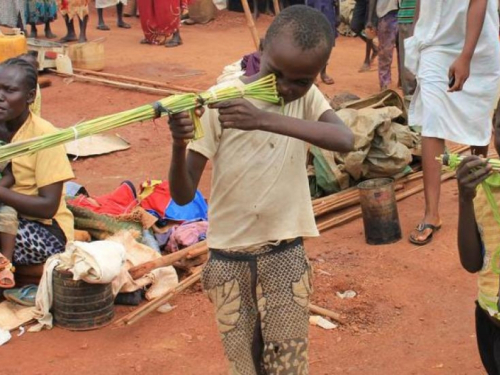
top-left (456, 155), bottom-right (492, 201)
top-left (168, 109), bottom-right (204, 147)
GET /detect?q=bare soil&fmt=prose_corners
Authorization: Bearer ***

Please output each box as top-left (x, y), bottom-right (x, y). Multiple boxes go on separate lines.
top-left (1, 9), bottom-right (485, 375)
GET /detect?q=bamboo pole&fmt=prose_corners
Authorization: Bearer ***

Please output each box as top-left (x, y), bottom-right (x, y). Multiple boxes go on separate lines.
top-left (51, 70), bottom-right (181, 96)
top-left (115, 269), bottom-right (202, 326)
top-left (273, 0), bottom-right (280, 15)
top-left (128, 240), bottom-right (207, 280)
top-left (309, 304), bottom-right (345, 324)
top-left (240, 0), bottom-right (260, 50)
top-left (71, 68), bottom-right (201, 93)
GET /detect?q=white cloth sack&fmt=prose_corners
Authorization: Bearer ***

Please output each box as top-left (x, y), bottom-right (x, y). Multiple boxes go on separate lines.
top-left (29, 241), bottom-right (126, 332)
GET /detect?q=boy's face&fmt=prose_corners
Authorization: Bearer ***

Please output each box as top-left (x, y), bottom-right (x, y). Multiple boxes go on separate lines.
top-left (260, 36), bottom-right (328, 104)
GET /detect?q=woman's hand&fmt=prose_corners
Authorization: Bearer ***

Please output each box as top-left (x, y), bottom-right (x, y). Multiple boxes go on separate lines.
top-left (210, 99), bottom-right (266, 131)
top-left (448, 55), bottom-right (472, 92)
top-left (456, 155), bottom-right (492, 201)
top-left (168, 108), bottom-right (204, 147)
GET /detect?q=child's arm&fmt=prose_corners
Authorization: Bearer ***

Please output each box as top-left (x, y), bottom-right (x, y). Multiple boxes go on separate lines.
top-left (210, 99), bottom-right (355, 152)
top-left (366, 0), bottom-right (377, 29)
top-left (0, 181), bottom-right (63, 219)
top-left (168, 110), bottom-right (208, 205)
top-left (456, 155), bottom-right (492, 273)
top-left (448, 0), bottom-right (488, 92)
top-left (0, 164), bottom-right (14, 188)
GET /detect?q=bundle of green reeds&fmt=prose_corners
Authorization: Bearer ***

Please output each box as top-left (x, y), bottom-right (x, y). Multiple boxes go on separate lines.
top-left (437, 153), bottom-right (500, 172)
top-left (0, 75), bottom-right (279, 163)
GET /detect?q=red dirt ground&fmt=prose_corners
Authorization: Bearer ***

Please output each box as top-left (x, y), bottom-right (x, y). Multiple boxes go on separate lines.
top-left (1, 8), bottom-right (486, 375)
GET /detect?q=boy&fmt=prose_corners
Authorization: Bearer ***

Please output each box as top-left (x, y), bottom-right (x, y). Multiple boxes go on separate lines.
top-left (167, 5), bottom-right (354, 374)
top-left (456, 103), bottom-right (500, 374)
top-left (407, 0), bottom-right (500, 245)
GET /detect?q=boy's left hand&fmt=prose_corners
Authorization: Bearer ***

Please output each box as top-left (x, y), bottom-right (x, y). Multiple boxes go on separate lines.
top-left (210, 99), bottom-right (265, 131)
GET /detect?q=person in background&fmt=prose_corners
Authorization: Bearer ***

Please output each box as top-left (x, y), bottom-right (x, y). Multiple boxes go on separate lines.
top-left (25, 0), bottom-right (58, 39)
top-left (138, 0), bottom-right (183, 47)
top-left (306, 0), bottom-right (339, 84)
top-left (367, 0), bottom-right (399, 91)
top-left (406, 0), bottom-right (500, 245)
top-left (351, 0), bottom-right (378, 72)
top-left (456, 102), bottom-right (500, 375)
top-left (397, 0), bottom-right (417, 100)
top-left (96, 0), bottom-right (131, 30)
top-left (58, 0), bottom-right (89, 43)
top-left (0, 1), bottom-right (26, 30)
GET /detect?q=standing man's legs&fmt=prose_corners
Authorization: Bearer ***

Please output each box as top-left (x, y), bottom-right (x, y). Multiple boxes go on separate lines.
top-left (409, 137), bottom-right (445, 244)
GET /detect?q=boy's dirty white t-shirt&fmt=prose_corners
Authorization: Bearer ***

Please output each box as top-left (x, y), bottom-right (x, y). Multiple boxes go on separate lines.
top-left (188, 79), bottom-right (332, 250)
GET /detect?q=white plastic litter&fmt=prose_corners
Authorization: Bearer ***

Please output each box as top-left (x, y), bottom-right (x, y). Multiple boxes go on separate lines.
top-left (309, 316), bottom-right (338, 330)
top-left (0, 329), bottom-right (12, 346)
top-left (157, 303), bottom-right (177, 314)
top-left (336, 290), bottom-right (357, 299)
top-left (17, 326), bottom-right (25, 337)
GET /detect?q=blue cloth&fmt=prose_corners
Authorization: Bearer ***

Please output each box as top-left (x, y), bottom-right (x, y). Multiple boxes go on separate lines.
top-left (165, 190), bottom-right (208, 222)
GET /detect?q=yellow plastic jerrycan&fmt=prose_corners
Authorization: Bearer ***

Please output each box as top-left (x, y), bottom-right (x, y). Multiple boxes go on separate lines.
top-left (0, 29), bottom-right (28, 63)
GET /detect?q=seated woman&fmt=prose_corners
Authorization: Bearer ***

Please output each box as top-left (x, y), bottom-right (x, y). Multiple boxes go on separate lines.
top-left (0, 58), bottom-right (75, 288)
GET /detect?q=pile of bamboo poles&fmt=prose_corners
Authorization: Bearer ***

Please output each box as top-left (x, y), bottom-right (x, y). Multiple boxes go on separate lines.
top-left (116, 143), bottom-right (471, 326)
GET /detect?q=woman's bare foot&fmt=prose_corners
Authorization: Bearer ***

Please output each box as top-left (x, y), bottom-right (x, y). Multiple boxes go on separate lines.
top-left (59, 34), bottom-right (77, 43)
top-left (358, 62), bottom-right (371, 72)
top-left (45, 29), bottom-right (57, 39)
top-left (320, 71), bottom-right (334, 85)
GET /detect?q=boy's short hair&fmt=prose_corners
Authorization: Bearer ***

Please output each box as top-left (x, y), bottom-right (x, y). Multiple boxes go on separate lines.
top-left (265, 5), bottom-right (334, 54)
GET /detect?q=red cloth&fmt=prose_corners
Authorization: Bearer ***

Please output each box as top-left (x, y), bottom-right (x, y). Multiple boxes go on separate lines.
top-left (68, 182), bottom-right (137, 216)
top-left (138, 0), bottom-right (181, 43)
top-left (139, 181), bottom-right (171, 217)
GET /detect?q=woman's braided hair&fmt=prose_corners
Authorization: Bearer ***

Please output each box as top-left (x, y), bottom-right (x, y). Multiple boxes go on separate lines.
top-left (1, 57), bottom-right (39, 92)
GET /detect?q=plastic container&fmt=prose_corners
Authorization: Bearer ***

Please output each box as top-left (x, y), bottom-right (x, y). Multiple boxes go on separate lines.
top-left (0, 30), bottom-right (28, 63)
top-left (68, 38), bottom-right (105, 71)
top-left (358, 178), bottom-right (402, 245)
top-left (56, 54), bottom-right (73, 74)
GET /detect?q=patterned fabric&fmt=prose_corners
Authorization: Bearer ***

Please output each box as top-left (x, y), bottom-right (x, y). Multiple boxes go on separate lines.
top-left (58, 0), bottom-right (89, 20)
top-left (397, 0), bottom-right (415, 24)
top-left (67, 204), bottom-right (144, 240)
top-left (138, 0), bottom-right (182, 44)
top-left (202, 238), bottom-right (312, 375)
top-left (0, 0), bottom-right (26, 28)
top-left (26, 0), bottom-right (58, 24)
top-left (377, 10), bottom-right (398, 89)
top-left (13, 218), bottom-right (66, 265)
